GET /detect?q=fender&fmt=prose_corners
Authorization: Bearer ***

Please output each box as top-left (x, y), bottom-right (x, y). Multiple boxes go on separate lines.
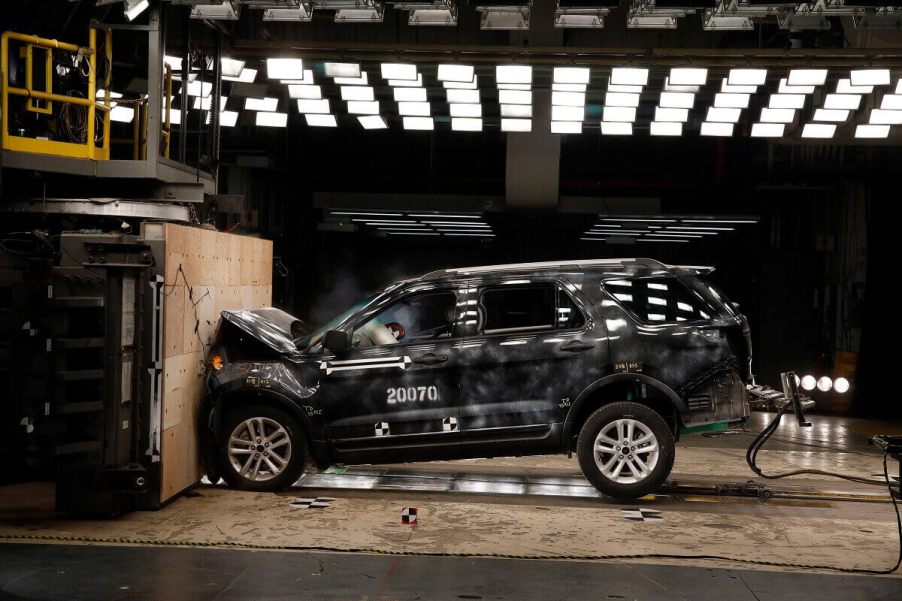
top-left (562, 373), bottom-right (688, 443)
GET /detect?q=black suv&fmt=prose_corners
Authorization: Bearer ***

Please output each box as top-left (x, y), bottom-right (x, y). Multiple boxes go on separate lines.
top-left (203, 258), bottom-right (752, 499)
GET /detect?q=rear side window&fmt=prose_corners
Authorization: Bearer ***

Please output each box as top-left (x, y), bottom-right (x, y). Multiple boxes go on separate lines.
top-left (479, 284), bottom-right (585, 334)
top-left (604, 277), bottom-right (714, 323)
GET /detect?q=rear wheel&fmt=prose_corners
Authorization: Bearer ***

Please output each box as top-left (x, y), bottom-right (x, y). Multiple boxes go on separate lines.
top-left (577, 401), bottom-right (675, 499)
top-left (218, 405), bottom-right (306, 491)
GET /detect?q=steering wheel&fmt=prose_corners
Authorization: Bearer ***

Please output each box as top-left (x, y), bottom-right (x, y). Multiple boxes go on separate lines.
top-left (384, 321), bottom-right (405, 340)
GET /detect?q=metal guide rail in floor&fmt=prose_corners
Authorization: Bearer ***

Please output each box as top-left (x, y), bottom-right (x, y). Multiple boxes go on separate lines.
top-left (292, 465), bottom-right (894, 504)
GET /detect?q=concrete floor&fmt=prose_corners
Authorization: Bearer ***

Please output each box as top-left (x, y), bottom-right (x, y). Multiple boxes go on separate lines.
top-left (1, 413), bottom-right (901, 599)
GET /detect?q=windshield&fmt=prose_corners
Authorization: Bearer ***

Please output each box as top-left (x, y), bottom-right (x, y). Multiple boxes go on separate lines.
top-left (296, 294), bottom-right (377, 350)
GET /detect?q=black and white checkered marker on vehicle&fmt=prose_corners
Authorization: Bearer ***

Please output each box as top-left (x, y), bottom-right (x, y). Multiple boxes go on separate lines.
top-left (401, 507), bottom-right (417, 524)
top-left (622, 508), bottom-right (663, 522)
top-left (375, 422), bottom-right (390, 437)
top-left (290, 497), bottom-right (336, 509)
top-left (442, 417), bottom-right (458, 432)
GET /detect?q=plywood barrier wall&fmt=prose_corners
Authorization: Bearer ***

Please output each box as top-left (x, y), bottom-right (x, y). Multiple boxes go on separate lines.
top-left (161, 223), bottom-right (272, 502)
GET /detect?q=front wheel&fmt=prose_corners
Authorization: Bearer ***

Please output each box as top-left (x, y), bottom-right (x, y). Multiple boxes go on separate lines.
top-left (218, 405), bottom-right (307, 491)
top-left (577, 402), bottom-right (675, 499)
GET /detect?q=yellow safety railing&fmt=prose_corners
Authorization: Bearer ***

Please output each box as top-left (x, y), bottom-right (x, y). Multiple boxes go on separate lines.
top-left (1, 25), bottom-right (112, 160)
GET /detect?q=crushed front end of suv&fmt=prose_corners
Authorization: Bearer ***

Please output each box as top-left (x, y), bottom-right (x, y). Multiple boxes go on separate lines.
top-left (203, 258), bottom-right (752, 499)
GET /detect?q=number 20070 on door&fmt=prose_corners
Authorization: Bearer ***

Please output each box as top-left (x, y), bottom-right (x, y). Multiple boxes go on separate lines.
top-left (387, 386), bottom-right (439, 404)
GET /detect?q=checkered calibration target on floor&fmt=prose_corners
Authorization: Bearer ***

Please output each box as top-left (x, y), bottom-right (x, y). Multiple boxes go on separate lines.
top-left (290, 497), bottom-right (336, 509)
top-left (375, 422), bottom-right (390, 437)
top-left (442, 417), bottom-right (458, 432)
top-left (622, 508), bottom-right (663, 522)
top-left (401, 507), bottom-right (417, 524)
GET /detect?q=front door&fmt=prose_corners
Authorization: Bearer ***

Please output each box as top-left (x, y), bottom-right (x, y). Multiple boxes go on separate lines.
top-left (317, 288), bottom-right (463, 464)
top-left (457, 279), bottom-right (603, 456)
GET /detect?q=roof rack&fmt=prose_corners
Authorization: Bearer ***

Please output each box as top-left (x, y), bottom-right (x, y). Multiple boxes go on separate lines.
top-left (421, 258), bottom-right (707, 280)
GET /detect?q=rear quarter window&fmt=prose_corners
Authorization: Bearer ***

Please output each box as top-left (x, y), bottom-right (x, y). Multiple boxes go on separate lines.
top-left (602, 277), bottom-right (719, 324)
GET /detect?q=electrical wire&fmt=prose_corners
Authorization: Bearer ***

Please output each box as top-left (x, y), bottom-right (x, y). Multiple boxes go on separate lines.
top-left (746, 405), bottom-right (902, 574)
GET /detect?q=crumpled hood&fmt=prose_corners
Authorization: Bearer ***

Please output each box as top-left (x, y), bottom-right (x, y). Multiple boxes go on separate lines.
top-left (220, 307), bottom-right (308, 354)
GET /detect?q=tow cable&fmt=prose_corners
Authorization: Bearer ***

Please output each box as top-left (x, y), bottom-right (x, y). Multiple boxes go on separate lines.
top-left (746, 371), bottom-right (902, 574)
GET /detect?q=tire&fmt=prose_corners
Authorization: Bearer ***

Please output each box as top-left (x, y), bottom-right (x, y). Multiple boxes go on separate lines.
top-left (218, 404), bottom-right (307, 491)
top-left (577, 401), bottom-right (675, 499)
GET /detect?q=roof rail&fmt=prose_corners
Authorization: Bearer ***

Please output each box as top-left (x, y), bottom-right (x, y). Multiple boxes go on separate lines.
top-left (421, 258), bottom-right (675, 279)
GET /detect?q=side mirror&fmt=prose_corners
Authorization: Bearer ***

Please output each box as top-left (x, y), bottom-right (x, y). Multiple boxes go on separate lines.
top-left (323, 330), bottom-right (351, 353)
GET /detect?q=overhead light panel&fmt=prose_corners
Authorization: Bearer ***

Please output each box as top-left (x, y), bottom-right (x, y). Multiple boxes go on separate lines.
top-left (438, 64), bottom-right (475, 83)
top-left (347, 100), bottom-right (381, 115)
top-left (551, 121), bottom-right (582, 134)
top-left (397, 101), bottom-right (431, 116)
top-left (654, 107), bottom-right (688, 122)
top-left (305, 114), bottom-right (337, 128)
top-left (501, 104), bottom-right (532, 118)
top-left (394, 87), bottom-right (428, 102)
top-left (603, 106), bottom-right (636, 122)
top-left (334, 6), bottom-right (385, 23)
top-left (611, 67), bottom-right (648, 86)
top-left (552, 106), bottom-right (585, 121)
top-left (714, 93), bottom-right (750, 109)
top-left (721, 79), bottom-right (758, 94)
top-left (882, 95), bottom-right (902, 110)
top-left (855, 124), bottom-right (890, 139)
top-left (499, 90), bottom-right (532, 105)
top-left (450, 103), bottom-right (482, 117)
top-left (751, 122), bottom-right (785, 138)
top-left (325, 63), bottom-right (361, 78)
top-left (388, 74), bottom-right (424, 87)
top-left (280, 70), bottom-right (315, 85)
top-left (664, 78), bottom-right (699, 93)
top-left (335, 73), bottom-right (369, 86)
top-left (600, 122), bottom-right (633, 135)
top-left (778, 78), bottom-right (815, 95)
top-left (447, 89), bottom-right (480, 104)
top-left (245, 97), bottom-right (278, 111)
top-left (787, 69), bottom-right (828, 86)
top-left (452, 117), bottom-right (483, 132)
top-left (289, 85), bottom-right (322, 100)
top-left (267, 58), bottom-right (303, 80)
top-left (403, 116), bottom-right (434, 130)
top-left (263, 4), bottom-right (314, 22)
top-left (124, 0), bottom-right (149, 22)
top-left (700, 122), bottom-right (733, 137)
top-left (812, 109), bottom-right (850, 122)
top-left (801, 123), bottom-right (836, 139)
top-left (650, 121), bottom-right (682, 136)
top-left (190, 1), bottom-right (239, 20)
top-left (381, 63), bottom-right (418, 81)
top-left (478, 4), bottom-right (530, 30)
top-left (851, 69), bottom-right (890, 87)
top-left (823, 94), bottom-right (862, 110)
top-left (408, 7), bottom-right (457, 26)
top-left (659, 92), bottom-right (695, 109)
top-left (607, 81), bottom-right (644, 94)
top-left (341, 86), bottom-right (375, 101)
top-left (669, 68), bottom-right (707, 86)
top-left (706, 107), bottom-right (742, 123)
top-left (256, 112), bottom-right (287, 127)
top-left (224, 67), bottom-right (256, 83)
top-left (869, 109), bottom-right (902, 125)
top-left (110, 105), bottom-right (134, 123)
top-left (605, 92), bottom-right (640, 107)
top-left (836, 78), bottom-right (873, 94)
top-left (219, 110), bottom-right (239, 127)
top-left (220, 57), bottom-right (245, 79)
top-left (185, 81), bottom-right (212, 97)
top-left (358, 115), bottom-right (387, 130)
top-left (296, 98), bottom-right (330, 114)
top-left (445, 76), bottom-right (479, 90)
top-left (769, 94), bottom-right (806, 109)
top-left (497, 83), bottom-right (532, 91)
top-left (192, 95), bottom-right (228, 111)
top-left (496, 65), bottom-right (533, 85)
top-left (552, 91), bottom-right (586, 107)
top-left (554, 67), bottom-right (591, 84)
top-left (501, 118), bottom-right (532, 132)
top-left (759, 107), bottom-right (796, 123)
top-left (728, 69), bottom-right (767, 86)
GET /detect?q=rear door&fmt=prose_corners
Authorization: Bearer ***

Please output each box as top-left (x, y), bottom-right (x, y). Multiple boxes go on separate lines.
top-left (456, 277), bottom-right (604, 456)
top-left (316, 286), bottom-right (465, 464)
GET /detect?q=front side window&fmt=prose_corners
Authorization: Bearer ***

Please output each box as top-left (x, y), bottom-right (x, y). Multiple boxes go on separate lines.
top-left (351, 290), bottom-right (457, 348)
top-left (478, 284), bottom-right (585, 335)
top-left (604, 277), bottom-right (713, 323)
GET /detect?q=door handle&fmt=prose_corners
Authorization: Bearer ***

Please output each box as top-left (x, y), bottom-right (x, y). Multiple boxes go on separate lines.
top-left (559, 340), bottom-right (594, 353)
top-left (412, 353), bottom-right (448, 365)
